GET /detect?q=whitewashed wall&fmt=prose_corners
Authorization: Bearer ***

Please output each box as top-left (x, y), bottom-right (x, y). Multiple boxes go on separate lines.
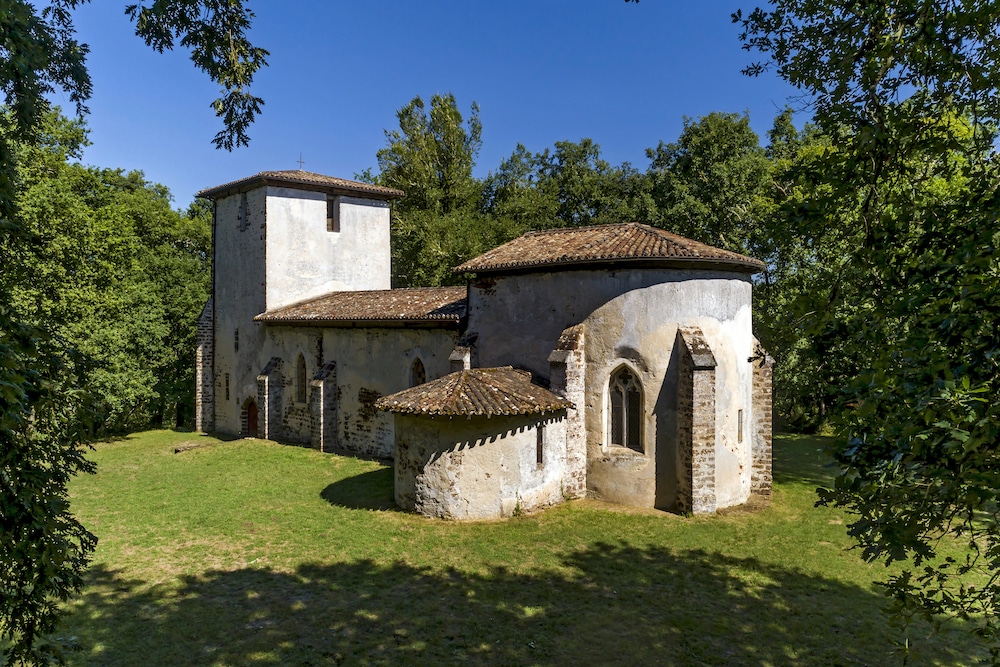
top-left (212, 187), bottom-right (268, 434)
top-left (394, 413), bottom-right (569, 520)
top-left (265, 189), bottom-right (391, 309)
top-left (467, 267), bottom-right (756, 510)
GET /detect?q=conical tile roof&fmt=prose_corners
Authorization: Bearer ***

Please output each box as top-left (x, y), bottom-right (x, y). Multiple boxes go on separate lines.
top-left (453, 222), bottom-right (764, 274)
top-left (375, 367), bottom-right (573, 417)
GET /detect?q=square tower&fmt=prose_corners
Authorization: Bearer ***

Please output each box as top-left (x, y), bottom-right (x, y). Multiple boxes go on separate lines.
top-left (195, 170), bottom-right (403, 435)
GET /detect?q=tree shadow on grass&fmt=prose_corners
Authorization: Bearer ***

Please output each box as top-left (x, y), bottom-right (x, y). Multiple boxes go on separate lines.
top-left (66, 544), bottom-right (983, 666)
top-left (772, 434), bottom-right (842, 489)
top-left (320, 467), bottom-right (397, 511)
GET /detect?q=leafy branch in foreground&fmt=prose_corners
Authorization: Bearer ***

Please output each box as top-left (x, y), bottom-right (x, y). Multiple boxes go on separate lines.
top-left (0, 309), bottom-right (97, 666)
top-left (737, 0), bottom-right (1000, 658)
top-left (1, 2), bottom-right (264, 662)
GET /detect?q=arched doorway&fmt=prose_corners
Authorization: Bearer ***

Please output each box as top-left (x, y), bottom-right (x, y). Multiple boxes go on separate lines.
top-left (242, 398), bottom-right (259, 438)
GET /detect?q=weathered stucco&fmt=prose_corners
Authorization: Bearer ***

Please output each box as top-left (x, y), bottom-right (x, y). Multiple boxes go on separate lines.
top-left (465, 268), bottom-right (755, 511)
top-left (211, 187), bottom-right (268, 435)
top-left (394, 413), bottom-right (568, 520)
top-left (240, 325), bottom-right (458, 457)
top-left (580, 283), bottom-right (754, 511)
top-left (265, 189), bottom-right (391, 309)
top-left (467, 268), bottom-right (750, 381)
top-left (207, 181), bottom-right (443, 446)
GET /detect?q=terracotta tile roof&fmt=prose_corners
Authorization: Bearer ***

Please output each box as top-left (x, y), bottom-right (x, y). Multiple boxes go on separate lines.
top-left (453, 222), bottom-right (765, 274)
top-left (254, 287), bottom-right (466, 326)
top-left (375, 367), bottom-right (573, 417)
top-left (198, 170), bottom-right (404, 200)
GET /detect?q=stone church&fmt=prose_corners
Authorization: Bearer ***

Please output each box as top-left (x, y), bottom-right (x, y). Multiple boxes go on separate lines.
top-left (195, 169), bottom-right (773, 520)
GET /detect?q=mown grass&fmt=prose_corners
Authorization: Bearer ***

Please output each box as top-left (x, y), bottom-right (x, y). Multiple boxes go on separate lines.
top-left (58, 431), bottom-right (986, 666)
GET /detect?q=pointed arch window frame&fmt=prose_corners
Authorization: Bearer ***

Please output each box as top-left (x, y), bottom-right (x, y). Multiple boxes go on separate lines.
top-left (409, 357), bottom-right (426, 388)
top-left (607, 364), bottom-right (645, 453)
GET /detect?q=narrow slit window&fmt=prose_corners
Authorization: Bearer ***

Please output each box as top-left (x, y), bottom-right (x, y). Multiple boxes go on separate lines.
top-left (225, 373), bottom-right (230, 401)
top-left (536, 424), bottom-right (545, 466)
top-left (234, 328), bottom-right (239, 352)
top-left (327, 195), bottom-right (341, 232)
top-left (239, 192), bottom-right (249, 231)
top-left (296, 354), bottom-right (307, 403)
top-left (738, 409), bottom-right (744, 443)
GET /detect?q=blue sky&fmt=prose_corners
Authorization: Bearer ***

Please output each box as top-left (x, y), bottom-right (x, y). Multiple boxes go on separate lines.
top-left (64, 1), bottom-right (801, 208)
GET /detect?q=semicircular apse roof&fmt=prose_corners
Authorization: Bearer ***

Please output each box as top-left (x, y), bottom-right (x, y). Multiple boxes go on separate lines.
top-left (453, 222), bottom-right (765, 275)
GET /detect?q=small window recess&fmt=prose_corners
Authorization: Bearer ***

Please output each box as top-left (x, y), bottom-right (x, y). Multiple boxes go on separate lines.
top-left (239, 192), bottom-right (249, 231)
top-left (410, 358), bottom-right (426, 387)
top-left (296, 354), bottom-right (308, 404)
top-left (608, 365), bottom-right (644, 453)
top-left (234, 328), bottom-right (239, 352)
top-left (225, 373), bottom-right (230, 401)
top-left (738, 409), bottom-right (744, 443)
top-left (327, 195), bottom-right (341, 232)
top-left (536, 424), bottom-right (545, 467)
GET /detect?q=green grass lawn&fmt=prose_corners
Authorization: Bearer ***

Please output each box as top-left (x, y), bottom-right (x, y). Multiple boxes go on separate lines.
top-left (58, 431), bottom-right (985, 666)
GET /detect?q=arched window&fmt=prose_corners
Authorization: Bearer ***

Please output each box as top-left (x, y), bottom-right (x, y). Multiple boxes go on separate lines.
top-left (410, 358), bottom-right (426, 387)
top-left (296, 354), bottom-right (308, 403)
top-left (609, 366), bottom-right (643, 452)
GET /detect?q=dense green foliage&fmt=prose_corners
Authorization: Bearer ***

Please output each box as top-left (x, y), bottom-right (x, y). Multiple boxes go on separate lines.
top-left (1, 2), bottom-right (264, 663)
top-left (376, 95), bottom-right (840, 432)
top-left (377, 95), bottom-right (778, 287)
top-left (736, 0), bottom-right (1000, 656)
top-left (3, 112), bottom-right (211, 435)
top-left (0, 297), bottom-right (96, 667)
top-left (374, 94), bottom-right (523, 287)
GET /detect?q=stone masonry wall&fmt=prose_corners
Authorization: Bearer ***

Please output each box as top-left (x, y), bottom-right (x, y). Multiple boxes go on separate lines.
top-left (309, 361), bottom-right (338, 452)
top-left (195, 298), bottom-right (214, 432)
top-left (690, 367), bottom-right (717, 514)
top-left (675, 344), bottom-right (693, 513)
top-left (750, 343), bottom-right (774, 498)
top-left (256, 357), bottom-right (283, 441)
top-left (676, 327), bottom-right (718, 515)
top-left (548, 324), bottom-right (587, 499)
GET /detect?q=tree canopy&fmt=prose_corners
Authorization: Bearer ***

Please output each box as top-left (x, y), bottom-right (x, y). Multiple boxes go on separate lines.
top-left (4, 112), bottom-right (212, 434)
top-left (0, 2), bottom-right (264, 663)
top-left (737, 0), bottom-right (1000, 656)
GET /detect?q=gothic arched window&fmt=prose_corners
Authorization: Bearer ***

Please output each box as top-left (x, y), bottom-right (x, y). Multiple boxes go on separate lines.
top-left (609, 366), bottom-right (644, 453)
top-left (410, 358), bottom-right (426, 387)
top-left (296, 354), bottom-right (308, 403)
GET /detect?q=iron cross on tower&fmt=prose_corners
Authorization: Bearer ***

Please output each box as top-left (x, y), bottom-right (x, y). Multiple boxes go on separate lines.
top-left (297, 153), bottom-right (305, 170)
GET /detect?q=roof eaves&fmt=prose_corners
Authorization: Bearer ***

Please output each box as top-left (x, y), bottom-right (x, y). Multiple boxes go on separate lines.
top-left (253, 315), bottom-right (463, 328)
top-left (198, 172), bottom-right (404, 200)
top-left (454, 254), bottom-right (766, 275)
